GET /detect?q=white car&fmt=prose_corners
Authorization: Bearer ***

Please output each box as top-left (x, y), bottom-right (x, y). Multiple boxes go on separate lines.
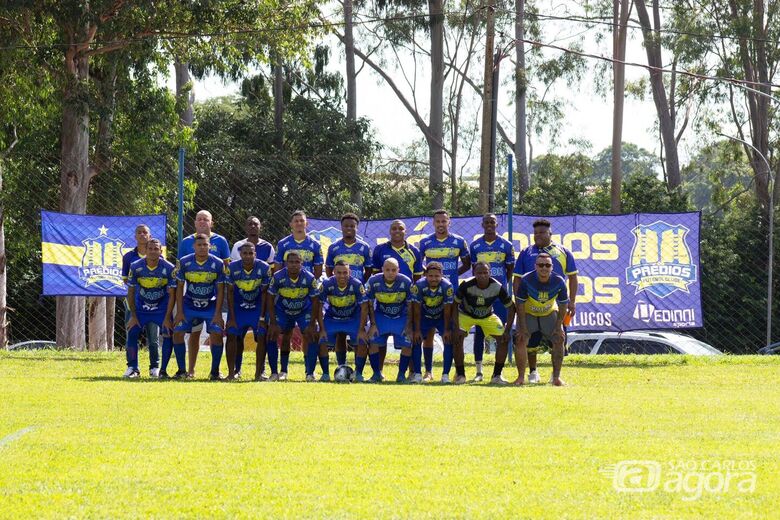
top-left (566, 331), bottom-right (722, 356)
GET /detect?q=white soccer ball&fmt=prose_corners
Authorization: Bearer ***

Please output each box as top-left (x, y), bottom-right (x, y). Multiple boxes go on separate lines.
top-left (334, 365), bottom-right (354, 383)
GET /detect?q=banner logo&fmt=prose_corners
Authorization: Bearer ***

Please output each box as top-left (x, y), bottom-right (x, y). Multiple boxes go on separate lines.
top-left (79, 225), bottom-right (126, 291)
top-left (625, 221), bottom-right (697, 298)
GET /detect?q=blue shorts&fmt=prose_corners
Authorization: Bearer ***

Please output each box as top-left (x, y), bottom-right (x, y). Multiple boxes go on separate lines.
top-left (372, 313), bottom-right (410, 349)
top-left (421, 316), bottom-right (445, 338)
top-left (228, 309), bottom-right (266, 338)
top-left (130, 312), bottom-right (170, 336)
top-left (277, 311), bottom-right (312, 332)
top-left (323, 316), bottom-right (362, 346)
top-left (174, 307), bottom-right (223, 334)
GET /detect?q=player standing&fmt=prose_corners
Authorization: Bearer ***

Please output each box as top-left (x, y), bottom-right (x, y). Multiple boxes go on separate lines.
top-left (230, 216), bottom-right (275, 264)
top-left (468, 213), bottom-right (515, 381)
top-left (418, 210), bottom-right (470, 380)
top-left (225, 243), bottom-right (271, 380)
top-left (514, 253), bottom-right (569, 386)
top-left (172, 234), bottom-right (226, 380)
top-left (410, 262), bottom-right (455, 383)
top-left (124, 239), bottom-right (177, 378)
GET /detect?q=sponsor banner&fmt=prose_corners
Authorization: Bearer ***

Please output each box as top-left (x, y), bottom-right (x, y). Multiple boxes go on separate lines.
top-left (308, 213), bottom-right (702, 331)
top-left (41, 211), bottom-right (167, 296)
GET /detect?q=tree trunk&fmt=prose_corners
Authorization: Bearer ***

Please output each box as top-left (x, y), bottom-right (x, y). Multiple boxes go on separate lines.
top-left (0, 162), bottom-right (7, 348)
top-left (610, 0), bottom-right (629, 214)
top-left (514, 0), bottom-right (529, 200)
top-left (428, 0), bottom-right (445, 210)
top-left (478, 0), bottom-right (496, 213)
top-left (175, 62), bottom-right (194, 128)
top-left (106, 297), bottom-right (116, 350)
top-left (343, 0), bottom-right (362, 208)
top-left (273, 59), bottom-right (285, 152)
top-left (635, 0), bottom-right (681, 190)
top-left (88, 297), bottom-right (108, 351)
top-left (57, 45), bottom-right (91, 349)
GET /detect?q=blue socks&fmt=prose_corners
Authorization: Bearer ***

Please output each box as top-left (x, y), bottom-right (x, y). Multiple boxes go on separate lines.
top-left (397, 354), bottom-right (410, 381)
top-left (412, 344), bottom-right (422, 374)
top-left (368, 351), bottom-right (381, 376)
top-left (423, 347), bottom-right (434, 373)
top-left (336, 349), bottom-right (347, 366)
top-left (161, 336), bottom-right (173, 372)
top-left (355, 355), bottom-right (367, 375)
top-left (474, 326), bottom-right (485, 362)
top-left (235, 350), bottom-right (244, 374)
top-left (443, 343), bottom-right (454, 376)
top-left (280, 350), bottom-right (290, 373)
top-left (319, 354), bottom-right (330, 377)
top-left (173, 342), bottom-right (186, 372)
top-left (210, 343), bottom-right (223, 376)
top-left (126, 326), bottom-right (140, 369)
top-left (266, 340), bottom-right (279, 374)
top-left (305, 343), bottom-right (319, 375)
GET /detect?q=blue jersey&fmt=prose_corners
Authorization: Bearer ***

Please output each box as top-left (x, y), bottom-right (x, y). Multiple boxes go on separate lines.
top-left (321, 276), bottom-right (368, 320)
top-left (371, 241), bottom-right (423, 279)
top-left (127, 258), bottom-right (177, 313)
top-left (419, 233), bottom-right (469, 288)
top-left (227, 259), bottom-right (271, 312)
top-left (176, 253), bottom-right (226, 309)
top-left (365, 273), bottom-right (413, 319)
top-left (326, 239), bottom-right (372, 281)
top-left (514, 243), bottom-right (578, 280)
top-left (274, 234), bottom-right (324, 274)
top-left (516, 271), bottom-right (569, 317)
top-left (178, 232), bottom-right (231, 261)
top-left (469, 236), bottom-right (516, 286)
top-left (122, 247), bottom-right (144, 282)
top-left (410, 278), bottom-right (454, 320)
top-left (268, 268), bottom-right (321, 316)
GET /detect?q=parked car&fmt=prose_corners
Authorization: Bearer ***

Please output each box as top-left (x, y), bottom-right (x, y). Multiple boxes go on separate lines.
top-left (757, 342), bottom-right (780, 355)
top-left (566, 331), bottom-right (722, 355)
top-left (8, 340), bottom-right (57, 351)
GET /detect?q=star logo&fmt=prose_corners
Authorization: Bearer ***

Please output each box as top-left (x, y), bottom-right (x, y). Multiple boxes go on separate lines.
top-left (98, 225), bottom-right (109, 236)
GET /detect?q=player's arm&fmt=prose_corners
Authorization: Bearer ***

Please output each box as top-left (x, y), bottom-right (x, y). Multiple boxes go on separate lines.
top-left (363, 266), bottom-right (372, 283)
top-left (174, 281), bottom-right (185, 324)
top-left (412, 301), bottom-right (422, 343)
top-left (163, 287), bottom-right (176, 332)
top-left (126, 285), bottom-right (139, 330)
top-left (306, 296), bottom-right (321, 340)
top-left (515, 282), bottom-right (529, 341)
top-left (357, 301), bottom-right (370, 343)
top-left (366, 301), bottom-right (378, 338)
top-left (226, 282), bottom-right (237, 329)
top-left (317, 295), bottom-right (327, 342)
top-left (443, 301), bottom-right (455, 344)
top-left (567, 273), bottom-right (578, 316)
top-left (313, 264), bottom-right (323, 279)
top-left (212, 283), bottom-right (225, 327)
top-left (259, 286), bottom-right (268, 330)
top-left (458, 241), bottom-right (471, 274)
top-left (326, 266), bottom-right (334, 277)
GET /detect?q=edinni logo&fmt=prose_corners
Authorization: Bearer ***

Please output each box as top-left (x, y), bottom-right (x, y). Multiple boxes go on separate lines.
top-left (625, 221), bottom-right (697, 298)
top-left (79, 225), bottom-right (126, 291)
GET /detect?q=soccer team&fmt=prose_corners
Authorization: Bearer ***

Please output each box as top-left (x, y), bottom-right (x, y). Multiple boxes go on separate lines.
top-left (122, 209), bottom-right (578, 386)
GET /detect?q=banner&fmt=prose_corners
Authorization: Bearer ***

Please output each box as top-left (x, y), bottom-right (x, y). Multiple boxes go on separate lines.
top-left (41, 211), bottom-right (167, 296)
top-left (308, 213), bottom-right (702, 331)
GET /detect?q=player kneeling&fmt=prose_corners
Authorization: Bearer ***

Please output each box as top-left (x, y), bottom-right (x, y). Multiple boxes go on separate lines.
top-left (267, 252), bottom-right (322, 381)
top-left (125, 239), bottom-right (178, 378)
top-left (410, 262), bottom-right (455, 383)
top-left (362, 259), bottom-right (413, 383)
top-left (225, 243), bottom-right (271, 380)
top-left (514, 252), bottom-right (568, 386)
top-left (318, 261), bottom-right (370, 381)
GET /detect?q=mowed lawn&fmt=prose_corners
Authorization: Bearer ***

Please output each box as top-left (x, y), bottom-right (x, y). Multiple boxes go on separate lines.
top-left (1, 351), bottom-right (779, 519)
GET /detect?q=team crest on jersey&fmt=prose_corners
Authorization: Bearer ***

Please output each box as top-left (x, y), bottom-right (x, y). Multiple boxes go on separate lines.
top-left (625, 221), bottom-right (697, 298)
top-left (79, 226), bottom-right (125, 291)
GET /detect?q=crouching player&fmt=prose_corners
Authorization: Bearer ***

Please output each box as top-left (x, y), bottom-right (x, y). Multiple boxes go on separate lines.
top-left (514, 252), bottom-right (568, 386)
top-left (172, 234), bottom-right (226, 380)
top-left (267, 252), bottom-right (322, 381)
top-left (125, 238), bottom-right (177, 378)
top-left (410, 262), bottom-right (455, 383)
top-left (454, 262), bottom-right (515, 384)
top-left (363, 258), bottom-right (413, 383)
top-left (318, 261), bottom-right (369, 381)
top-left (225, 243), bottom-right (272, 380)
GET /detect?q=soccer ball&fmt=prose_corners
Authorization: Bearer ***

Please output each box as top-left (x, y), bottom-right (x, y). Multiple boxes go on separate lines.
top-left (334, 365), bottom-right (354, 383)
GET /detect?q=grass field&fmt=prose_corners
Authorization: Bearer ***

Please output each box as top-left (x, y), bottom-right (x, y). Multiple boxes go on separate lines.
top-left (1, 351), bottom-right (779, 519)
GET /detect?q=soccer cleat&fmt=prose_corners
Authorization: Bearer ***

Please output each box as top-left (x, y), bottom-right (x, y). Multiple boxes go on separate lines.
top-left (422, 371), bottom-right (433, 382)
top-left (158, 370), bottom-right (170, 380)
top-left (354, 373), bottom-right (365, 383)
top-left (369, 372), bottom-right (383, 383)
top-left (306, 374), bottom-right (316, 382)
top-left (123, 367), bottom-right (140, 379)
top-left (172, 370), bottom-right (188, 380)
top-left (234, 371), bottom-right (242, 380)
top-left (278, 372), bottom-right (288, 381)
top-left (440, 374), bottom-right (450, 383)
top-left (453, 375), bottom-right (467, 385)
top-left (396, 374), bottom-right (407, 383)
top-left (473, 372), bottom-right (484, 383)
top-left (257, 371), bottom-right (269, 381)
top-left (550, 376), bottom-right (566, 386)
top-left (320, 373), bottom-right (331, 382)
top-left (149, 367), bottom-right (160, 378)
top-left (410, 373), bottom-right (423, 384)
top-left (490, 375), bottom-right (509, 385)
top-left (208, 372), bottom-right (225, 381)
top-left (267, 373), bottom-right (279, 382)
top-left (528, 370), bottom-right (541, 384)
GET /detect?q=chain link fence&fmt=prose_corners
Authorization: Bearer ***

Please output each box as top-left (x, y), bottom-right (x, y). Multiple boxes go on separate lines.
top-left (1, 147), bottom-right (778, 353)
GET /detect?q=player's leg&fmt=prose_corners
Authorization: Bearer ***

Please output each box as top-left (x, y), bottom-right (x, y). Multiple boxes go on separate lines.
top-left (299, 313), bottom-right (319, 382)
top-left (491, 328), bottom-right (509, 384)
top-left (234, 333), bottom-right (246, 378)
top-left (453, 325), bottom-right (467, 384)
top-left (144, 320), bottom-right (160, 377)
top-left (206, 316), bottom-right (225, 380)
top-left (186, 321), bottom-right (203, 377)
top-left (254, 326), bottom-right (268, 380)
top-left (279, 323), bottom-right (293, 381)
top-left (124, 319), bottom-right (143, 378)
top-left (159, 318), bottom-right (174, 379)
top-left (513, 316), bottom-right (538, 385)
top-left (527, 331), bottom-right (543, 383)
top-left (378, 345), bottom-right (387, 378)
top-left (397, 345), bottom-right (412, 382)
top-left (335, 333), bottom-right (348, 366)
top-left (422, 325), bottom-right (435, 381)
top-left (367, 342), bottom-right (383, 382)
top-left (225, 329), bottom-right (239, 380)
top-left (172, 316), bottom-right (195, 379)
top-left (355, 342), bottom-right (369, 382)
top-left (539, 314), bottom-right (565, 386)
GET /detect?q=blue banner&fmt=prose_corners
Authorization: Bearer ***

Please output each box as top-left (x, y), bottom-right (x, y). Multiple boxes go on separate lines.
top-left (307, 213), bottom-right (702, 331)
top-left (41, 211), bottom-right (167, 296)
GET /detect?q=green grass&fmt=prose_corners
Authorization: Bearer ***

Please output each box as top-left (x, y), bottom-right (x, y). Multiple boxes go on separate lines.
top-left (1, 351), bottom-right (779, 519)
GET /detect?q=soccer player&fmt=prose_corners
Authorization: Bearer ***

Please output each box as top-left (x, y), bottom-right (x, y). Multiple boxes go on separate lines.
top-left (267, 252), bottom-right (322, 381)
top-left (513, 218), bottom-right (578, 384)
top-left (177, 210), bottom-right (231, 377)
top-left (418, 210), bottom-right (470, 380)
top-left (122, 224), bottom-right (160, 377)
top-left (125, 239), bottom-right (177, 378)
top-left (230, 215), bottom-right (275, 264)
top-left (514, 252), bottom-right (569, 386)
top-left (172, 234), bottom-right (226, 380)
top-left (325, 213), bottom-right (372, 366)
top-left (468, 213), bottom-right (515, 381)
top-left (410, 262), bottom-right (455, 383)
top-left (363, 258), bottom-right (414, 383)
top-left (225, 243), bottom-right (272, 380)
top-left (454, 262), bottom-right (515, 384)
top-left (274, 210), bottom-right (323, 277)
top-left (318, 261), bottom-right (369, 380)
